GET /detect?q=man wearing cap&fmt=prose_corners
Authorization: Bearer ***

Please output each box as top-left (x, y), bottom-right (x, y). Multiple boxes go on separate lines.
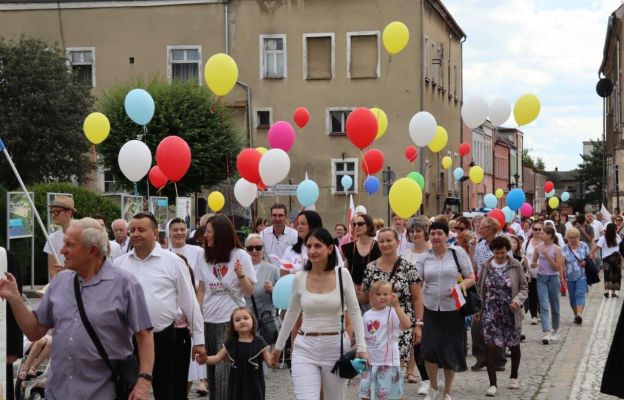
top-left (44, 195), bottom-right (75, 279)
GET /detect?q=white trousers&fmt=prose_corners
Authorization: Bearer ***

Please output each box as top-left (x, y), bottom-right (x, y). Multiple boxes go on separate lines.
top-left (291, 333), bottom-right (350, 400)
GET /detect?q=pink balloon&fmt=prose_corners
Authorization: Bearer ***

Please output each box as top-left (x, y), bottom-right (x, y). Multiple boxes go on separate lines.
top-left (520, 203), bottom-right (533, 218)
top-left (267, 121), bottom-right (296, 152)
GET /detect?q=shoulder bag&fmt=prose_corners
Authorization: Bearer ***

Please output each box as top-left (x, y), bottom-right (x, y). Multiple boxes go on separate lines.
top-left (568, 245), bottom-right (600, 285)
top-left (451, 248), bottom-right (482, 316)
top-left (74, 275), bottom-right (139, 400)
top-left (331, 267), bottom-right (359, 379)
top-left (250, 295), bottom-right (280, 345)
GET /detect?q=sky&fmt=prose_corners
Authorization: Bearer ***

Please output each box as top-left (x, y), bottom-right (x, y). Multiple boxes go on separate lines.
top-left (444, 0), bottom-right (622, 170)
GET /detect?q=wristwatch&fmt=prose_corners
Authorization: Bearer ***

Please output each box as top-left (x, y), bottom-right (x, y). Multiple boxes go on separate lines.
top-left (138, 373), bottom-right (153, 382)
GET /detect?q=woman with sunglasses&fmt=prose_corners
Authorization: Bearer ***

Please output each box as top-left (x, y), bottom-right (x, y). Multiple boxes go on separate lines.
top-left (244, 234), bottom-right (280, 326)
top-left (341, 214), bottom-right (381, 293)
top-left (524, 221), bottom-right (543, 325)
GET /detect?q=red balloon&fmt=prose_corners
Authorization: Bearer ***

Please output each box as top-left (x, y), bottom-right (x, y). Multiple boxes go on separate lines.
top-left (155, 136), bottom-right (191, 182)
top-left (544, 181), bottom-right (554, 193)
top-left (346, 108), bottom-right (377, 150)
top-left (362, 149), bottom-right (385, 175)
top-left (236, 148), bottom-right (262, 184)
top-left (404, 146), bottom-right (418, 162)
top-left (148, 166), bottom-right (168, 189)
top-left (487, 208), bottom-right (506, 231)
top-left (459, 143), bottom-right (471, 157)
top-left (293, 107), bottom-right (310, 129)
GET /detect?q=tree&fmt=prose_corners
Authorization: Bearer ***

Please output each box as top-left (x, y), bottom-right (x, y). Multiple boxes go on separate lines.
top-left (0, 36), bottom-right (94, 188)
top-left (522, 148), bottom-right (545, 170)
top-left (98, 80), bottom-right (243, 200)
top-left (577, 139), bottom-right (604, 206)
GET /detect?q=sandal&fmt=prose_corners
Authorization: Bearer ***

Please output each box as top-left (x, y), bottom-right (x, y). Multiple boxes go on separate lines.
top-left (407, 373), bottom-right (419, 383)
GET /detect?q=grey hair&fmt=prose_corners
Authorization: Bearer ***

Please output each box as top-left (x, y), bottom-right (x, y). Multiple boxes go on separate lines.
top-left (245, 233), bottom-right (263, 246)
top-left (111, 218), bottom-right (128, 230)
top-left (72, 217), bottom-right (110, 258)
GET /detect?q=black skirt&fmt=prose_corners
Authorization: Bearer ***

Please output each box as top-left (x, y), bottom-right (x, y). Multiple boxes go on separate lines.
top-left (602, 302), bottom-right (624, 398)
top-left (420, 307), bottom-right (467, 372)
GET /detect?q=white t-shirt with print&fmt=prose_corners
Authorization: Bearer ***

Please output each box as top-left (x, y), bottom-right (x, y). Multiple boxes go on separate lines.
top-left (363, 306), bottom-right (401, 366)
top-left (282, 244), bottom-right (345, 274)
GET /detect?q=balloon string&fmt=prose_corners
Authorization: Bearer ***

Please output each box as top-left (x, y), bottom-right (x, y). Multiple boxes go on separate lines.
top-left (133, 183), bottom-right (138, 199)
top-left (175, 182), bottom-right (179, 199)
top-left (92, 145), bottom-right (97, 164)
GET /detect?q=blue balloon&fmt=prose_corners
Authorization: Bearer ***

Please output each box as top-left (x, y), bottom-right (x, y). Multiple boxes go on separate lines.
top-left (296, 179), bottom-right (319, 207)
top-left (124, 89), bottom-right (155, 125)
top-left (484, 193), bottom-right (497, 209)
top-left (341, 175), bottom-right (353, 191)
top-left (561, 192), bottom-right (570, 202)
top-left (506, 188), bottom-right (526, 211)
top-left (502, 206), bottom-right (515, 223)
top-left (453, 167), bottom-right (464, 181)
top-left (272, 274), bottom-right (295, 310)
top-left (364, 176), bottom-right (380, 195)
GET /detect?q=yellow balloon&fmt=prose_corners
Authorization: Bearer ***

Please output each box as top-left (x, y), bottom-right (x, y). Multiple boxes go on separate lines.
top-left (548, 197), bottom-right (560, 209)
top-left (514, 93), bottom-right (541, 126)
top-left (204, 53), bottom-right (239, 97)
top-left (427, 126), bottom-right (448, 153)
top-left (469, 165), bottom-right (484, 184)
top-left (382, 21), bottom-right (410, 55)
top-left (370, 108), bottom-right (388, 140)
top-left (441, 156), bottom-right (452, 169)
top-left (208, 191), bottom-right (225, 212)
top-left (83, 112), bottom-right (110, 144)
top-left (256, 146), bottom-right (268, 155)
top-left (389, 177), bottom-right (422, 218)
top-left (495, 188), bottom-right (504, 199)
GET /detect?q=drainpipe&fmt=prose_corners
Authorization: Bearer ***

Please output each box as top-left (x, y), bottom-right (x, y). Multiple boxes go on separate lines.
top-left (236, 81), bottom-right (253, 147)
top-left (459, 35), bottom-right (466, 209)
top-left (224, 0), bottom-right (229, 54)
top-left (419, 0), bottom-right (425, 179)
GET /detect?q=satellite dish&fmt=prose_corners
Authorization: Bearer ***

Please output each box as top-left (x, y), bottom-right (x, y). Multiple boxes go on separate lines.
top-left (596, 78), bottom-right (614, 98)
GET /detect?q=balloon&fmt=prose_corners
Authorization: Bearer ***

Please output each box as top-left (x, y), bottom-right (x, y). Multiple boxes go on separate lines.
top-left (355, 205), bottom-right (368, 215)
top-left (489, 98), bottom-right (511, 127)
top-left (293, 107), bottom-right (310, 128)
top-left (267, 121), bottom-right (296, 152)
top-left (259, 149), bottom-right (291, 186)
top-left (404, 146), bottom-right (418, 162)
top-left (362, 149), bottom-right (384, 175)
top-left (520, 203), bottom-right (533, 218)
top-left (237, 148), bottom-right (263, 184)
top-left (502, 206), bottom-right (515, 223)
top-left (148, 166), bottom-right (168, 189)
top-left (389, 178), bottom-right (422, 218)
top-left (364, 176), bottom-right (380, 195)
top-left (83, 112), bottom-right (110, 144)
top-left (545, 189), bottom-right (556, 198)
top-left (208, 191), bottom-right (225, 212)
top-left (296, 179), bottom-right (320, 207)
top-left (155, 136), bottom-right (191, 182)
top-left (382, 21), bottom-right (409, 55)
top-left (544, 181), bottom-right (554, 193)
top-left (256, 146), bottom-right (268, 155)
top-left (461, 96), bottom-right (489, 129)
top-left (487, 208), bottom-right (505, 231)
top-left (124, 89), bottom-right (155, 125)
top-left (346, 108), bottom-right (378, 149)
top-left (514, 93), bottom-right (541, 126)
top-left (407, 171), bottom-right (425, 190)
top-left (561, 192), bottom-right (570, 202)
top-left (370, 108), bottom-right (388, 140)
top-left (204, 53), bottom-right (238, 96)
top-left (441, 156), bottom-right (452, 169)
top-left (548, 197), bottom-right (560, 209)
top-left (272, 274), bottom-right (295, 310)
top-left (506, 188), bottom-right (526, 211)
top-left (495, 188), bottom-right (505, 199)
top-left (234, 178), bottom-right (257, 207)
top-left (458, 143), bottom-right (471, 157)
top-left (469, 166), bottom-right (484, 184)
top-left (453, 167), bottom-right (464, 181)
top-left (118, 140), bottom-right (151, 182)
top-left (484, 193), bottom-right (497, 209)
top-left (341, 175), bottom-right (353, 191)
top-left (427, 126), bottom-right (448, 153)
top-left (409, 111), bottom-right (437, 147)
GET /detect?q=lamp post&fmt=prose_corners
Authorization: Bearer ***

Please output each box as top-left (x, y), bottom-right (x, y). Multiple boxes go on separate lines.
top-left (616, 164), bottom-right (620, 211)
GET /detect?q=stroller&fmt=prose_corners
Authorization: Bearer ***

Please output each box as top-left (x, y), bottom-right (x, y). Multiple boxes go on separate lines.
top-left (13, 358), bottom-right (48, 400)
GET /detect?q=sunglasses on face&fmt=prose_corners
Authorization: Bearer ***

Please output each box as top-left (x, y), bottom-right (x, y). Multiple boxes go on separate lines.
top-left (352, 221), bottom-right (367, 227)
top-left (533, 228), bottom-right (542, 231)
top-left (246, 245), bottom-right (264, 252)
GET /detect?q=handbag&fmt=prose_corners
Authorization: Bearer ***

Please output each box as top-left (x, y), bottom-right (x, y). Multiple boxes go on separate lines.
top-left (569, 245), bottom-right (600, 285)
top-left (331, 267), bottom-right (359, 379)
top-left (250, 295), bottom-right (280, 345)
top-left (451, 248), bottom-right (482, 316)
top-left (74, 275), bottom-right (139, 400)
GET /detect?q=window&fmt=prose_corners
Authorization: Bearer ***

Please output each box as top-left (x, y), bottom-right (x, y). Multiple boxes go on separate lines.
top-left (453, 65), bottom-right (458, 96)
top-left (347, 32), bottom-right (380, 79)
top-left (326, 107), bottom-right (354, 135)
top-left (436, 44), bottom-right (444, 87)
top-left (103, 169), bottom-right (117, 193)
top-left (424, 36), bottom-right (430, 80)
top-left (255, 108), bottom-right (272, 128)
top-left (260, 34), bottom-right (287, 79)
top-left (430, 41), bottom-right (437, 84)
top-left (67, 48), bottom-right (95, 87)
top-left (303, 33), bottom-right (334, 79)
top-left (331, 158), bottom-right (358, 194)
top-left (167, 46), bottom-right (201, 84)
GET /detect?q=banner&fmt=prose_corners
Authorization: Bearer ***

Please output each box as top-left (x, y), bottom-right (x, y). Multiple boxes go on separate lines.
top-left (121, 195), bottom-right (144, 223)
top-left (148, 196), bottom-right (169, 231)
top-left (7, 192), bottom-right (34, 239)
top-left (176, 197), bottom-right (192, 229)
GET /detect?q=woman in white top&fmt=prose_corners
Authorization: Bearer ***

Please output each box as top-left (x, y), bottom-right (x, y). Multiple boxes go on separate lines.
top-left (524, 221), bottom-right (543, 324)
top-left (593, 223), bottom-right (622, 298)
top-left (271, 228), bottom-right (367, 400)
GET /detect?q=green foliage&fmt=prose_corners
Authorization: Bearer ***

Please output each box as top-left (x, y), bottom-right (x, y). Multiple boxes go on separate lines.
top-left (0, 35), bottom-right (94, 188)
top-left (97, 79), bottom-right (243, 201)
top-left (522, 148), bottom-right (545, 170)
top-left (577, 140), bottom-right (604, 206)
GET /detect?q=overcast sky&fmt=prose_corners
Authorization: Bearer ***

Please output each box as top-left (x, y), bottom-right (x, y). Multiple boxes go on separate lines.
top-left (444, 0), bottom-right (622, 171)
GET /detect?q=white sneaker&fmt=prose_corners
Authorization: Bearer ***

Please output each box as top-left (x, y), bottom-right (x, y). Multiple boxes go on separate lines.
top-left (550, 331), bottom-right (560, 341)
top-left (442, 395), bottom-right (452, 400)
top-left (486, 386), bottom-right (497, 396)
top-left (531, 317), bottom-right (538, 325)
top-left (418, 380), bottom-right (431, 395)
top-left (424, 387), bottom-right (439, 400)
top-left (508, 378), bottom-right (519, 389)
top-left (542, 333), bottom-right (550, 344)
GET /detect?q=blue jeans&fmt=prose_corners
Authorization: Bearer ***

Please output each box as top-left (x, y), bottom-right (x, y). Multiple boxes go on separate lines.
top-left (567, 278), bottom-right (588, 310)
top-left (537, 274), bottom-right (561, 332)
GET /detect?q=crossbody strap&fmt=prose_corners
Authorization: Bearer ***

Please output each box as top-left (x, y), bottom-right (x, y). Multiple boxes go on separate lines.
top-left (337, 267), bottom-right (345, 357)
top-left (250, 294), bottom-right (260, 320)
top-left (568, 246), bottom-right (584, 266)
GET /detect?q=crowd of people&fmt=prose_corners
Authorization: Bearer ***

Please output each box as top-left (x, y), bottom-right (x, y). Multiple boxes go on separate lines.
top-left (0, 195), bottom-right (623, 399)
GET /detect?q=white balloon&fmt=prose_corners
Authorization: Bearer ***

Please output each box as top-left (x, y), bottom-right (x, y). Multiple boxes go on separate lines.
top-left (259, 149), bottom-right (291, 186)
top-left (234, 178), bottom-right (257, 207)
top-left (489, 98), bottom-right (512, 127)
top-left (409, 111), bottom-right (437, 147)
top-left (118, 140), bottom-right (152, 182)
top-left (461, 96), bottom-right (489, 129)
top-left (355, 205), bottom-right (367, 215)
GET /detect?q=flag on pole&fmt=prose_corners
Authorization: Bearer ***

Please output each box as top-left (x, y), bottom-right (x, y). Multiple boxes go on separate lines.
top-left (348, 194), bottom-right (355, 224)
top-left (451, 283), bottom-right (466, 311)
top-left (601, 204), bottom-right (612, 223)
top-left (269, 255), bottom-right (295, 273)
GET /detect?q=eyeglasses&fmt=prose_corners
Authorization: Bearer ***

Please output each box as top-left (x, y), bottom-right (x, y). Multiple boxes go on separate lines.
top-left (352, 221), bottom-right (367, 227)
top-left (50, 209), bottom-right (67, 216)
top-left (532, 228), bottom-right (542, 231)
top-left (246, 245), bottom-right (264, 252)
